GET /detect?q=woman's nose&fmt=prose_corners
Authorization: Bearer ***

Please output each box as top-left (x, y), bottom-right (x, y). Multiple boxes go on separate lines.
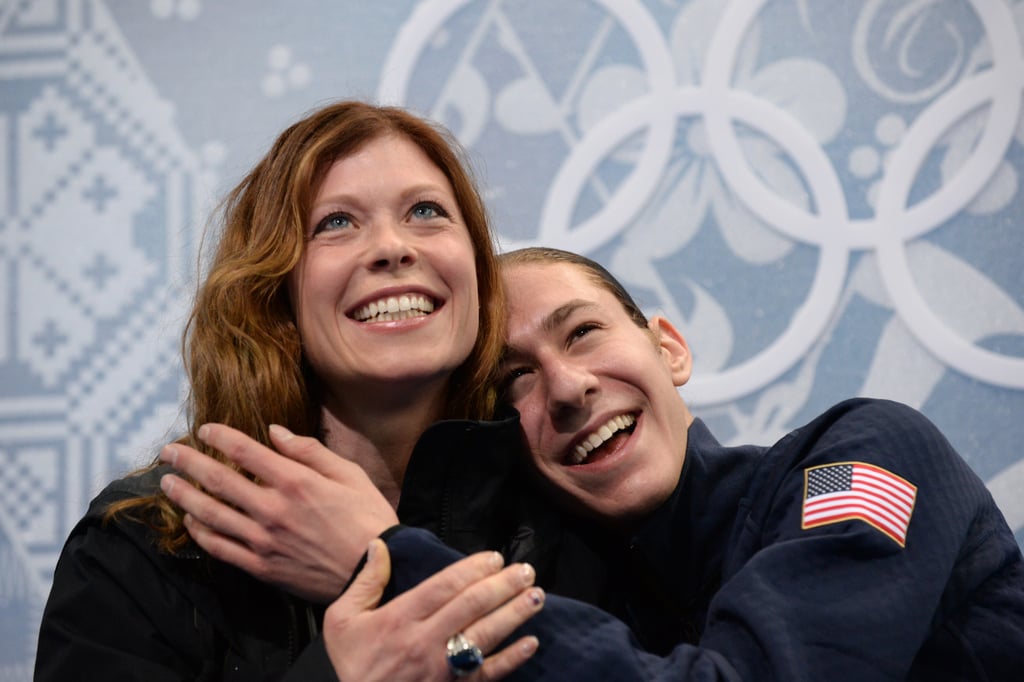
top-left (368, 219), bottom-right (416, 270)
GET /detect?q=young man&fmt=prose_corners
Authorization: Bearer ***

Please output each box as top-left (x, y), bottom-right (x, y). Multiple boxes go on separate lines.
top-left (491, 246), bottom-right (1024, 679)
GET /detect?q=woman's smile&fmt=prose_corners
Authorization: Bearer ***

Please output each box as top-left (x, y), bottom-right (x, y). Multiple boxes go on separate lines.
top-left (288, 134), bottom-right (479, 398)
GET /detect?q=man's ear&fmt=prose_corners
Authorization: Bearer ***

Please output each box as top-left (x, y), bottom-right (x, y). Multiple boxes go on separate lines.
top-left (648, 316), bottom-right (692, 387)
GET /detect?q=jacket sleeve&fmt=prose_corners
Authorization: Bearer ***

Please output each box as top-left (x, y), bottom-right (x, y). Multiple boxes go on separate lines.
top-left (693, 399), bottom-right (1024, 681)
top-left (382, 526), bottom-right (744, 681)
top-left (280, 639), bottom-right (339, 682)
top-left (36, 517), bottom-right (343, 682)
top-left (35, 520), bottom-right (210, 681)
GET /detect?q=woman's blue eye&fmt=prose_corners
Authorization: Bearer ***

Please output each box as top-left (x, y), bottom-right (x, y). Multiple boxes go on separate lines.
top-left (412, 202), bottom-right (447, 220)
top-left (327, 215), bottom-right (349, 228)
top-left (314, 212), bottom-right (351, 235)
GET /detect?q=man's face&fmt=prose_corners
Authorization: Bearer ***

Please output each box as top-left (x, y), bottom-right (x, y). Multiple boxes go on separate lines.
top-left (500, 261), bottom-right (694, 524)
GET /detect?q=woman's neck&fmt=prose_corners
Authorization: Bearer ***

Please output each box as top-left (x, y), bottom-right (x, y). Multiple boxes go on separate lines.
top-left (317, 384), bottom-right (446, 508)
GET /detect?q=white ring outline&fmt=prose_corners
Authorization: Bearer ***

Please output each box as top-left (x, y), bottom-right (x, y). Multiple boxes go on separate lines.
top-left (874, 0), bottom-right (1024, 388)
top-left (378, 0), bottom-right (1024, 392)
top-left (701, 0), bottom-right (1024, 392)
top-left (377, 0), bottom-right (677, 255)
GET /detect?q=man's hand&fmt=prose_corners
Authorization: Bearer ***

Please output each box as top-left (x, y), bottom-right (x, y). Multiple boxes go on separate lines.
top-left (159, 423), bottom-right (398, 601)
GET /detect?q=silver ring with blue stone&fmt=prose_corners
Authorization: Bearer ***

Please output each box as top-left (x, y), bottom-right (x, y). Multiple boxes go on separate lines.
top-left (446, 632), bottom-right (484, 677)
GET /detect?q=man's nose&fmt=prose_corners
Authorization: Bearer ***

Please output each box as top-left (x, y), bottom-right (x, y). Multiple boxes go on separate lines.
top-left (545, 358), bottom-right (598, 423)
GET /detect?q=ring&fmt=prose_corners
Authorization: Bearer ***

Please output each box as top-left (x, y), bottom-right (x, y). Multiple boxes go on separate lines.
top-left (446, 632), bottom-right (484, 677)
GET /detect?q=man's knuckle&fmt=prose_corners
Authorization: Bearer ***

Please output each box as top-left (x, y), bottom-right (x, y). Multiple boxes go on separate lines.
top-left (261, 497), bottom-right (288, 522)
top-left (203, 467), bottom-right (228, 495)
top-left (222, 438), bottom-right (249, 462)
top-left (249, 532), bottom-right (275, 557)
top-left (201, 504), bottom-right (223, 530)
top-left (276, 472), bottom-right (305, 497)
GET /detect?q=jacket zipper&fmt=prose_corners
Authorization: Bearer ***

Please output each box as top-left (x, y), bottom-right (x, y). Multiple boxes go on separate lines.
top-left (439, 476), bottom-right (453, 544)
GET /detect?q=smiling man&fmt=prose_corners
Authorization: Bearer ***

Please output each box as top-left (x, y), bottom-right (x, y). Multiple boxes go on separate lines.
top-left (499, 261), bottom-right (692, 527)
top-left (496, 246), bottom-right (1024, 680)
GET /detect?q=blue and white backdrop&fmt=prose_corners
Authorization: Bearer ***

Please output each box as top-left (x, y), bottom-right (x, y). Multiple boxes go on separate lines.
top-left (2, 0), bottom-right (1023, 675)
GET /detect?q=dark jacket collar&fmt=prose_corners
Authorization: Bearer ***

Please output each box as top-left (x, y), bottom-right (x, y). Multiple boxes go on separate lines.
top-left (397, 411), bottom-right (578, 588)
top-left (398, 411), bottom-right (524, 551)
top-left (619, 419), bottom-right (766, 649)
top-left (632, 419), bottom-right (765, 592)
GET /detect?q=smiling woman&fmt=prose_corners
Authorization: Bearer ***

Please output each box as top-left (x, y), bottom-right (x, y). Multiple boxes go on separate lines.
top-left (33, 101), bottom-right (545, 681)
top-left (291, 134), bottom-right (481, 446)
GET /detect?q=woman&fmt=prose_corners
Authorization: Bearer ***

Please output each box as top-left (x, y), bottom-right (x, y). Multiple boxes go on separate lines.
top-left (35, 101), bottom-right (546, 681)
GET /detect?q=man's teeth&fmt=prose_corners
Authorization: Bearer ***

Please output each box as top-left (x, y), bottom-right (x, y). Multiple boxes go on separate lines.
top-left (570, 414), bottom-right (636, 464)
top-left (354, 295), bottom-right (435, 322)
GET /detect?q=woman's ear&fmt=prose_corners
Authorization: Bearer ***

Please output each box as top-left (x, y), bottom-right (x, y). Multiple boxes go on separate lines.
top-left (648, 316), bottom-right (692, 387)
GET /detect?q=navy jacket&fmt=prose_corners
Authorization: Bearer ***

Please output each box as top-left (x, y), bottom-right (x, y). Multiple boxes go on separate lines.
top-left (384, 399), bottom-right (1024, 680)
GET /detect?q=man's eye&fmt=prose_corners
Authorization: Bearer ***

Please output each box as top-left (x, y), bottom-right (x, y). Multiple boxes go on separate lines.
top-left (499, 367), bottom-right (532, 397)
top-left (313, 212), bottom-right (351, 235)
top-left (504, 367), bottom-right (531, 383)
top-left (571, 323), bottom-right (598, 340)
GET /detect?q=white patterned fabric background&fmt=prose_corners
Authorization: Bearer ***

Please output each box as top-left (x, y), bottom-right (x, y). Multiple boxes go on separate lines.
top-left (2, 0), bottom-right (1023, 676)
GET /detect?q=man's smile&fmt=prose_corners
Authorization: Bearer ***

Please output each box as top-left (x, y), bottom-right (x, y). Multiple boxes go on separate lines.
top-left (566, 412), bottom-right (637, 465)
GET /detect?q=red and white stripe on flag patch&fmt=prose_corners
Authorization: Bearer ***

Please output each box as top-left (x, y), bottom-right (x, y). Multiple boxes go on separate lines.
top-left (801, 461), bottom-right (917, 546)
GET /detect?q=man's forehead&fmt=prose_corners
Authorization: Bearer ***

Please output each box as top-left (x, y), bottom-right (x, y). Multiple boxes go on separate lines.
top-left (505, 261), bottom-right (613, 331)
top-left (539, 299), bottom-right (599, 332)
top-left (506, 298), bottom-right (594, 341)
top-left (505, 261), bottom-right (602, 306)
top-left (502, 297), bottom-right (610, 365)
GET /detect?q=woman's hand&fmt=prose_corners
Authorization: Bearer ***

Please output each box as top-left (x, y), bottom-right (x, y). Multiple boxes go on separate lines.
top-left (159, 423), bottom-right (398, 602)
top-left (327, 539), bottom-right (543, 682)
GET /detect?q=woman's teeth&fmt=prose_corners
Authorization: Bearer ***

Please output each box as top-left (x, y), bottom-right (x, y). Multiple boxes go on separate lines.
top-left (354, 295), bottom-right (435, 322)
top-left (570, 414), bottom-right (636, 464)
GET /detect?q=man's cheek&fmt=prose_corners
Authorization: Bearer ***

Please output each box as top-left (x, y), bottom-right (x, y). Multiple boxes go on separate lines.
top-left (520, 405), bottom-right (545, 446)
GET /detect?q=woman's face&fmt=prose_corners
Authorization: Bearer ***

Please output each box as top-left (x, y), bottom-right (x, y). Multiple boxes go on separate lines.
top-left (288, 134), bottom-right (479, 407)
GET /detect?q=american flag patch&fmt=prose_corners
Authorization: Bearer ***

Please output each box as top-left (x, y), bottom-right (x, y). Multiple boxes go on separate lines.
top-left (801, 461), bottom-right (917, 546)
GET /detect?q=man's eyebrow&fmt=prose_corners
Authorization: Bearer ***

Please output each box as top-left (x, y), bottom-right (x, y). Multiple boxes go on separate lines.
top-left (501, 299), bottom-right (599, 364)
top-left (543, 299), bottom-right (598, 333)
